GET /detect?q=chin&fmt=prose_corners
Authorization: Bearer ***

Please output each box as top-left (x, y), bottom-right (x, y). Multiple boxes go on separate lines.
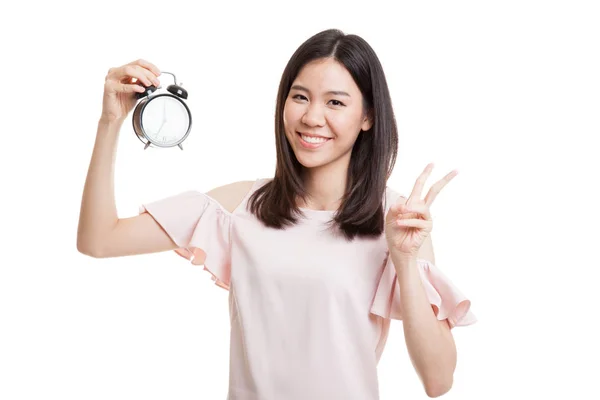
top-left (293, 151), bottom-right (340, 170)
top-left (294, 155), bottom-right (327, 169)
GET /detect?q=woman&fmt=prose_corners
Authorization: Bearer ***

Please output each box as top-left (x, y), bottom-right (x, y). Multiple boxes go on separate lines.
top-left (77, 28), bottom-right (476, 399)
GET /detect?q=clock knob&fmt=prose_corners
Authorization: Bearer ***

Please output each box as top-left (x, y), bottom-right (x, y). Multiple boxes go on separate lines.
top-left (167, 84), bottom-right (188, 99)
top-left (135, 84), bottom-right (158, 99)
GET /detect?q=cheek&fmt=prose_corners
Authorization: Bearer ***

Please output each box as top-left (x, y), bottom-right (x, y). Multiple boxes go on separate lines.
top-left (328, 113), bottom-right (361, 139)
top-left (284, 101), bottom-right (302, 126)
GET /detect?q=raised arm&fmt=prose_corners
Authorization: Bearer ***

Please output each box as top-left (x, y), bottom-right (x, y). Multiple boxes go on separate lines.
top-left (77, 59), bottom-right (256, 259)
top-left (76, 58), bottom-right (168, 257)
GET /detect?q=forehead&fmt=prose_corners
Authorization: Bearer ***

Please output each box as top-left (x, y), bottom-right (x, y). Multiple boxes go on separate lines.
top-left (293, 58), bottom-right (359, 95)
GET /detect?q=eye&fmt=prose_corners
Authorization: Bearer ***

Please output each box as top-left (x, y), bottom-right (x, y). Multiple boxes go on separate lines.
top-left (291, 94), bottom-right (345, 107)
top-left (329, 99), bottom-right (345, 107)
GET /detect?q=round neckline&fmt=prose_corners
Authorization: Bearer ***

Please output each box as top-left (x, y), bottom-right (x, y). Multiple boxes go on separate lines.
top-left (299, 207), bottom-right (336, 213)
top-left (298, 207), bottom-right (336, 221)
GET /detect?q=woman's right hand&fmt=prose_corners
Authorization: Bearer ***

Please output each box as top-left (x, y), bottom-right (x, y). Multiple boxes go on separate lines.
top-left (101, 59), bottom-right (161, 122)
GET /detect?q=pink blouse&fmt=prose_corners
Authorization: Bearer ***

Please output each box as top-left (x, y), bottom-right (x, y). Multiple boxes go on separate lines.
top-left (139, 178), bottom-right (476, 400)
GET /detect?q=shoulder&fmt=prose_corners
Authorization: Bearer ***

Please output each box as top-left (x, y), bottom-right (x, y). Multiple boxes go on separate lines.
top-left (206, 180), bottom-right (256, 214)
top-left (204, 178), bottom-right (274, 214)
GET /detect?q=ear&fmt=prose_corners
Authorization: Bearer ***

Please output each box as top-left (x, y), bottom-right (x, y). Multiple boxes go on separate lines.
top-left (361, 109), bottom-right (374, 132)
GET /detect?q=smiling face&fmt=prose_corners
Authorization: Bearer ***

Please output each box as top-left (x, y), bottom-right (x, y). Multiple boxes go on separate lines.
top-left (283, 57), bottom-right (373, 172)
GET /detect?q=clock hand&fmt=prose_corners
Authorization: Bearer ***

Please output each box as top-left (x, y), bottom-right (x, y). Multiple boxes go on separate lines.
top-left (155, 119), bottom-right (166, 135)
top-left (155, 100), bottom-right (168, 136)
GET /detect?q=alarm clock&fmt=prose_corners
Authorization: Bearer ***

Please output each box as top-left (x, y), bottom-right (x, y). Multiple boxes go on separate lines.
top-left (132, 71), bottom-right (192, 150)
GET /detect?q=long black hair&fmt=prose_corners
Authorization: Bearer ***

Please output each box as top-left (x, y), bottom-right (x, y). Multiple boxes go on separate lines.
top-left (248, 28), bottom-right (398, 240)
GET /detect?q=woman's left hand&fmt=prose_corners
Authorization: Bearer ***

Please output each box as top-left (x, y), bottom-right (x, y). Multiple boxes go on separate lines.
top-left (385, 163), bottom-right (458, 258)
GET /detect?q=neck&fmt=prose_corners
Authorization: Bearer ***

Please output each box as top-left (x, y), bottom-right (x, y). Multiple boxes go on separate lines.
top-left (299, 154), bottom-right (350, 211)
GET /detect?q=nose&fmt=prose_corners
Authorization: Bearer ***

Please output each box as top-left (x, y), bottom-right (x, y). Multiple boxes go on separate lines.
top-left (301, 103), bottom-right (325, 127)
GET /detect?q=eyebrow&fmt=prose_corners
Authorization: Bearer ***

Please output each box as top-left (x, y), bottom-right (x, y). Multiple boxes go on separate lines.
top-left (290, 85), bottom-right (351, 97)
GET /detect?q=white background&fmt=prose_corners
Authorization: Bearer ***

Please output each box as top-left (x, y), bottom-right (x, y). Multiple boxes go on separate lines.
top-left (1, 0), bottom-right (599, 399)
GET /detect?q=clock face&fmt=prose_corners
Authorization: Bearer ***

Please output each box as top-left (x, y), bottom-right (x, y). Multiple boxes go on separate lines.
top-left (141, 95), bottom-right (190, 146)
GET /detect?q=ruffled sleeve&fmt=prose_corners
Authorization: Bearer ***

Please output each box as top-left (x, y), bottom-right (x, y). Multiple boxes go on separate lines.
top-left (139, 191), bottom-right (232, 291)
top-left (370, 255), bottom-right (477, 329)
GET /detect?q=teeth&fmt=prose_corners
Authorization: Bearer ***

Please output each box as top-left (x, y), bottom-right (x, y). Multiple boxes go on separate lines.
top-left (301, 134), bottom-right (329, 144)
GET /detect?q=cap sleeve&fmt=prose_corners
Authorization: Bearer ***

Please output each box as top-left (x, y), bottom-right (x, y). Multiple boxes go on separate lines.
top-left (370, 255), bottom-right (477, 329)
top-left (139, 191), bottom-right (231, 291)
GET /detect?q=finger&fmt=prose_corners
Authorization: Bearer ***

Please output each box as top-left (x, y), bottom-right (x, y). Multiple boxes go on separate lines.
top-left (130, 64), bottom-right (161, 86)
top-left (408, 163), bottom-right (434, 204)
top-left (425, 169), bottom-right (458, 206)
top-left (111, 64), bottom-right (152, 87)
top-left (120, 83), bottom-right (146, 93)
top-left (396, 218), bottom-right (431, 229)
top-left (104, 80), bottom-right (145, 94)
top-left (131, 58), bottom-right (161, 77)
top-left (399, 203), bottom-right (431, 220)
top-left (118, 65), bottom-right (159, 87)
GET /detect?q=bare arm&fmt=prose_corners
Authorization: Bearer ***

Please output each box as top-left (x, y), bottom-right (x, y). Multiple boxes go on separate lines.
top-left (76, 117), bottom-right (253, 258)
top-left (77, 59), bottom-right (255, 259)
top-left (77, 59), bottom-right (164, 257)
top-left (392, 237), bottom-right (457, 398)
top-left (76, 114), bottom-right (179, 257)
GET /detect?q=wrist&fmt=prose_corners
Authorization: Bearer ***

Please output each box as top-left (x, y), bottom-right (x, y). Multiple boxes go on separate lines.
top-left (98, 116), bottom-right (125, 133)
top-left (96, 117), bottom-right (125, 140)
top-left (389, 249), bottom-right (418, 265)
top-left (99, 115), bottom-right (125, 127)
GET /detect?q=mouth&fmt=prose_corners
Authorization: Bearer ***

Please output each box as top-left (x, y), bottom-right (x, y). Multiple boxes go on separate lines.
top-left (296, 132), bottom-right (332, 149)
